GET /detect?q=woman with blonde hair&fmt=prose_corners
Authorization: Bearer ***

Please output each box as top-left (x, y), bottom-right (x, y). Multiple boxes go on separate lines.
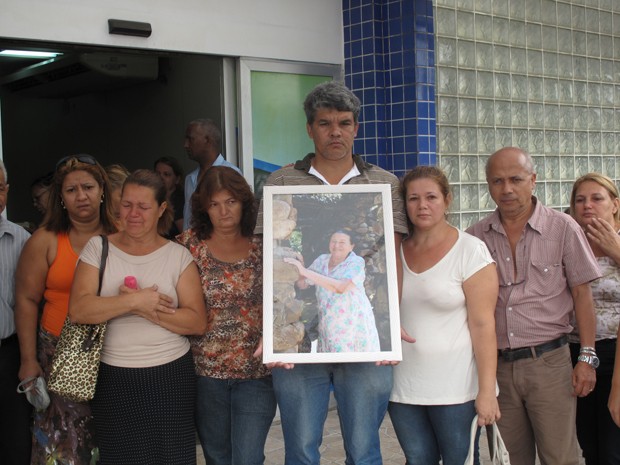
top-left (569, 172), bottom-right (620, 464)
top-left (105, 163), bottom-right (130, 228)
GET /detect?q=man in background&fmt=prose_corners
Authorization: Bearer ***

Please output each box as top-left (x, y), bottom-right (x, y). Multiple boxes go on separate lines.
top-left (0, 159), bottom-right (32, 464)
top-left (182, 118), bottom-right (241, 230)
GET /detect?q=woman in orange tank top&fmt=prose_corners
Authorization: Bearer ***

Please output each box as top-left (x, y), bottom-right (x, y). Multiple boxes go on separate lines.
top-left (15, 154), bottom-right (117, 465)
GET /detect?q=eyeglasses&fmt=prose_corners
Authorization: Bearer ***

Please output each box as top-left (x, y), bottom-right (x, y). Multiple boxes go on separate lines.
top-left (55, 154), bottom-right (98, 171)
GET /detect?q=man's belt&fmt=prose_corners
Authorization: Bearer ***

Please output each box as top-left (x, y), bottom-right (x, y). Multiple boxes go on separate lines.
top-left (498, 335), bottom-right (567, 362)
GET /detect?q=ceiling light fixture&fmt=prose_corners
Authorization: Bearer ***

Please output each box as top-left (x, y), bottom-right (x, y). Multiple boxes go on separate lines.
top-left (0, 50), bottom-right (62, 59)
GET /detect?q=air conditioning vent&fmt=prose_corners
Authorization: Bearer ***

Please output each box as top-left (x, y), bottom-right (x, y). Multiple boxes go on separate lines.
top-left (0, 52), bottom-right (158, 97)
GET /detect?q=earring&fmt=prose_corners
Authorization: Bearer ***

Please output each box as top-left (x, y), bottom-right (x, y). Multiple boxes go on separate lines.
top-left (60, 199), bottom-right (66, 209)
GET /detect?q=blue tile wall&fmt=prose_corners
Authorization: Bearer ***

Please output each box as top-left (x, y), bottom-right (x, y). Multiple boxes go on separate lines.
top-left (343, 0), bottom-right (436, 179)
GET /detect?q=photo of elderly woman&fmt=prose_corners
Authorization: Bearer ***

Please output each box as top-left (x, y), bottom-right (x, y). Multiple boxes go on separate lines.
top-left (263, 184), bottom-right (401, 364)
top-left (284, 228), bottom-right (380, 353)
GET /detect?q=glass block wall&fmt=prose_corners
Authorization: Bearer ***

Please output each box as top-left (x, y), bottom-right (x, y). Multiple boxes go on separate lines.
top-left (434, 0), bottom-right (620, 229)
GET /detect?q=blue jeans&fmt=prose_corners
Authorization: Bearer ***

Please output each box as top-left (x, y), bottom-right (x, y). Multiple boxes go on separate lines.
top-left (388, 400), bottom-right (479, 465)
top-left (272, 363), bottom-right (392, 465)
top-left (195, 375), bottom-right (277, 465)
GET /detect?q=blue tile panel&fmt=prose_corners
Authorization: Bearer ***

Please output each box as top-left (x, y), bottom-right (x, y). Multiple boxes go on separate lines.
top-left (343, 0), bottom-right (437, 179)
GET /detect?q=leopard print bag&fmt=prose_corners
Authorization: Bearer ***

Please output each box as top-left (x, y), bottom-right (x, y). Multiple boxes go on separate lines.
top-left (48, 235), bottom-right (108, 403)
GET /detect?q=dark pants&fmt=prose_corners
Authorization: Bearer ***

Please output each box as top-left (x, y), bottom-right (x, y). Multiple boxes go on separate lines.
top-left (0, 334), bottom-right (33, 465)
top-left (570, 341), bottom-right (620, 465)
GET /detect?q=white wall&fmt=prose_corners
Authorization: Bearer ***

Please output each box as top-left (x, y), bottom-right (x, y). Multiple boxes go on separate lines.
top-left (0, 0), bottom-right (343, 64)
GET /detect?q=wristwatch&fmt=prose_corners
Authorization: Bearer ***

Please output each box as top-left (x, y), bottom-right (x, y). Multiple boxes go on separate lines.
top-left (577, 353), bottom-right (600, 369)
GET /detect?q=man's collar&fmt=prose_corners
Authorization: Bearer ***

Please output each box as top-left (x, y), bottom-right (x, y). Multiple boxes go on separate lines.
top-left (0, 216), bottom-right (11, 237)
top-left (486, 196), bottom-right (541, 233)
top-left (293, 153), bottom-right (371, 173)
top-left (524, 196), bottom-right (543, 233)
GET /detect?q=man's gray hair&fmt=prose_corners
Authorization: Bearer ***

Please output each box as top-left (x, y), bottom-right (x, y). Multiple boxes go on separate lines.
top-left (189, 118), bottom-right (221, 150)
top-left (0, 159), bottom-right (7, 182)
top-left (304, 81), bottom-right (361, 125)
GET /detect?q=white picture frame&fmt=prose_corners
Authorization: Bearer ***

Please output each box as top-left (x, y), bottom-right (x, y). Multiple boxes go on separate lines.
top-left (262, 184), bottom-right (402, 364)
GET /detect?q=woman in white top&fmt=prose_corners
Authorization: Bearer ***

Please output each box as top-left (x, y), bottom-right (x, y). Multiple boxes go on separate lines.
top-left (69, 169), bottom-right (207, 465)
top-left (389, 165), bottom-right (500, 465)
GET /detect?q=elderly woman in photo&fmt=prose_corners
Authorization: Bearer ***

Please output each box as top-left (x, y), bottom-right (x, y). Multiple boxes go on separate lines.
top-left (284, 228), bottom-right (380, 353)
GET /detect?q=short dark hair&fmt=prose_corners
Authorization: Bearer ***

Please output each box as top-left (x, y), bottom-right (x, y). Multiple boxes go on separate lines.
top-left (191, 166), bottom-right (256, 240)
top-left (331, 228), bottom-right (357, 246)
top-left (303, 81), bottom-right (361, 125)
top-left (122, 169), bottom-right (173, 236)
top-left (44, 155), bottom-right (117, 234)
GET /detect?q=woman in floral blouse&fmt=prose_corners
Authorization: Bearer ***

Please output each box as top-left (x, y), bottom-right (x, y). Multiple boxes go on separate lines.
top-left (177, 166), bottom-right (276, 465)
top-left (569, 172), bottom-right (620, 464)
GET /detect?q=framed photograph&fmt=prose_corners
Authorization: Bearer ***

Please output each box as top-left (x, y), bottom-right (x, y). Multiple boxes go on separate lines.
top-left (262, 184), bottom-right (402, 364)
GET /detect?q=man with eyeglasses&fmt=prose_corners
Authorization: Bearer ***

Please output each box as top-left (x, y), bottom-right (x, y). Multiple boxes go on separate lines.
top-left (467, 147), bottom-right (601, 465)
top-left (0, 160), bottom-right (32, 464)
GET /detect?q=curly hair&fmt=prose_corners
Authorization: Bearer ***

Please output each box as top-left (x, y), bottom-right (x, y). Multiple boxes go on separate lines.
top-left (43, 155), bottom-right (117, 234)
top-left (191, 166), bottom-right (256, 240)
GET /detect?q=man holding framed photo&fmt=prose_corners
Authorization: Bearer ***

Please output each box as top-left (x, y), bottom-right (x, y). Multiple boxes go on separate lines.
top-left (255, 81), bottom-right (408, 465)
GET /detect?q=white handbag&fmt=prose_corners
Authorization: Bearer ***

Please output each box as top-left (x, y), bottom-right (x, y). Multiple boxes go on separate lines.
top-left (465, 415), bottom-right (511, 465)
